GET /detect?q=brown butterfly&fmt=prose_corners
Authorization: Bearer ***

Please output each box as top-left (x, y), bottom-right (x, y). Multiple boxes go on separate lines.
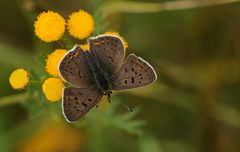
top-left (59, 34), bottom-right (157, 122)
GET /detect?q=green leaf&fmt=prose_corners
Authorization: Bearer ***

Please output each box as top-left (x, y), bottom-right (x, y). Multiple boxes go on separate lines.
top-left (139, 135), bottom-right (162, 152)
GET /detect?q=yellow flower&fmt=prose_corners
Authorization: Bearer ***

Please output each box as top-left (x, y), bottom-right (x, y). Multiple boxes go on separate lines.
top-left (104, 31), bottom-right (128, 49)
top-left (18, 123), bottom-right (84, 152)
top-left (42, 78), bottom-right (65, 102)
top-left (34, 11), bottom-right (66, 42)
top-left (67, 10), bottom-right (94, 40)
top-left (79, 44), bottom-right (89, 51)
top-left (45, 49), bottom-right (67, 77)
top-left (9, 68), bottom-right (30, 90)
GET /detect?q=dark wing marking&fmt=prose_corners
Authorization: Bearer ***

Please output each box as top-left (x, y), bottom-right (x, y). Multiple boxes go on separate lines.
top-left (59, 45), bottom-right (94, 88)
top-left (62, 87), bottom-right (103, 122)
top-left (112, 54), bottom-right (157, 90)
top-left (89, 34), bottom-right (125, 76)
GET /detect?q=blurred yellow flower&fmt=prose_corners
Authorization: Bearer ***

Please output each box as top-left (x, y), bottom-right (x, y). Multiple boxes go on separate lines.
top-left (105, 31), bottom-right (128, 49)
top-left (42, 78), bottom-right (65, 102)
top-left (34, 11), bottom-right (66, 42)
top-left (80, 44), bottom-right (89, 51)
top-left (9, 68), bottom-right (30, 90)
top-left (18, 123), bottom-right (84, 152)
top-left (45, 49), bottom-right (67, 77)
top-left (67, 10), bottom-right (94, 39)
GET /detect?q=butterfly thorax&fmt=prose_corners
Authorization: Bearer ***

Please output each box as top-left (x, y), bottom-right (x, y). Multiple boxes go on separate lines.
top-left (84, 51), bottom-right (112, 94)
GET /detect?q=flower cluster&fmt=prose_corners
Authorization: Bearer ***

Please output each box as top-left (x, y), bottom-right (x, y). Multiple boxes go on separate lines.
top-left (9, 9), bottom-right (128, 103)
top-left (34, 10), bottom-right (94, 42)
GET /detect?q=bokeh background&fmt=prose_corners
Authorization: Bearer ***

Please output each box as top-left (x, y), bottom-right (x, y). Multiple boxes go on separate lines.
top-left (1, 0), bottom-right (240, 152)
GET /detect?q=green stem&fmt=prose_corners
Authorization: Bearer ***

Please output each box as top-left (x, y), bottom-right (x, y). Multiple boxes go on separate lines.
top-left (101, 0), bottom-right (240, 15)
top-left (0, 92), bottom-right (28, 106)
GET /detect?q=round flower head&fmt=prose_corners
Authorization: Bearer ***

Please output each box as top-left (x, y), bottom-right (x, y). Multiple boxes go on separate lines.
top-left (42, 78), bottom-right (65, 102)
top-left (45, 49), bottom-right (67, 77)
top-left (9, 68), bottom-right (30, 90)
top-left (67, 10), bottom-right (94, 39)
top-left (80, 44), bottom-right (89, 51)
top-left (104, 31), bottom-right (128, 49)
top-left (34, 11), bottom-right (66, 42)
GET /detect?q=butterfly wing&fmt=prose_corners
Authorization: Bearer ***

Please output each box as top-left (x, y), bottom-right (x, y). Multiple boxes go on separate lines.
top-left (59, 45), bottom-right (94, 88)
top-left (89, 34), bottom-right (125, 76)
top-left (62, 87), bottom-right (103, 122)
top-left (112, 54), bottom-right (157, 90)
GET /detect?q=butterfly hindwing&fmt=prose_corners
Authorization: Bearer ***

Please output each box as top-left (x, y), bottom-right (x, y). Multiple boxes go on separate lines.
top-left (59, 45), bottom-right (94, 88)
top-left (89, 35), bottom-right (125, 76)
top-left (112, 54), bottom-right (157, 90)
top-left (62, 87), bottom-right (103, 122)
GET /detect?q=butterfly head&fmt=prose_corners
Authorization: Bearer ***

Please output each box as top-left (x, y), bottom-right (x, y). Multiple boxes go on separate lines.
top-left (104, 90), bottom-right (112, 103)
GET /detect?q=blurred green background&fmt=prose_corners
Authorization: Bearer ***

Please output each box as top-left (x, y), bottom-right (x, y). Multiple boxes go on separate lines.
top-left (1, 0), bottom-right (240, 152)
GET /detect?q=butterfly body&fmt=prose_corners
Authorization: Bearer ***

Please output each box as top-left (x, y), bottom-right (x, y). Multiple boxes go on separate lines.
top-left (84, 50), bottom-right (112, 95)
top-left (59, 34), bottom-right (157, 122)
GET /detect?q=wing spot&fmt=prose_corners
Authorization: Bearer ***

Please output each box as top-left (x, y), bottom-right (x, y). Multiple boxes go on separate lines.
top-left (78, 71), bottom-right (82, 78)
top-left (124, 80), bottom-right (128, 84)
top-left (82, 102), bottom-right (87, 107)
top-left (131, 77), bottom-right (135, 83)
top-left (108, 56), bottom-right (113, 62)
top-left (88, 98), bottom-right (92, 102)
top-left (140, 77), bottom-right (143, 80)
top-left (131, 68), bottom-right (134, 72)
top-left (124, 68), bottom-right (127, 72)
top-left (135, 71), bottom-right (138, 75)
top-left (76, 101), bottom-right (79, 104)
top-left (139, 81), bottom-right (142, 84)
top-left (139, 73), bottom-right (142, 76)
top-left (74, 97), bottom-right (78, 100)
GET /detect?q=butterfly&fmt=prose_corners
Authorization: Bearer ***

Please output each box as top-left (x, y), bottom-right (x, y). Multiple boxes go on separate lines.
top-left (59, 34), bottom-right (157, 122)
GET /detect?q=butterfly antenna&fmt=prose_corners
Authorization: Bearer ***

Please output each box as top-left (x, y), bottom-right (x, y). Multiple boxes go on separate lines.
top-left (120, 101), bottom-right (133, 112)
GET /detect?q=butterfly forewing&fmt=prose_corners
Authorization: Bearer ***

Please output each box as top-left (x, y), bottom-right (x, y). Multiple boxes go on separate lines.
top-left (89, 35), bottom-right (125, 75)
top-left (59, 45), bottom-right (94, 88)
top-left (62, 87), bottom-right (103, 122)
top-left (112, 54), bottom-right (157, 90)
